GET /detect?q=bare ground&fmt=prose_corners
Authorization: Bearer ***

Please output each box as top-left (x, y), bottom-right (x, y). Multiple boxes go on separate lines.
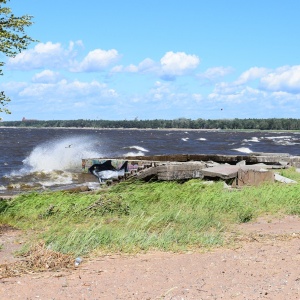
top-left (0, 215), bottom-right (300, 300)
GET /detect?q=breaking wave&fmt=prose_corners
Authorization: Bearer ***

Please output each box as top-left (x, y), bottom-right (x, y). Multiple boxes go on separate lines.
top-left (232, 147), bottom-right (253, 154)
top-left (122, 145), bottom-right (149, 156)
top-left (243, 137), bottom-right (259, 143)
top-left (7, 136), bottom-right (104, 189)
top-left (22, 136), bottom-right (103, 172)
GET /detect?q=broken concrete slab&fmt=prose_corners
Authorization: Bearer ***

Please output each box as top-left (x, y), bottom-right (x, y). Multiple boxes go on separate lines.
top-left (136, 166), bottom-right (158, 181)
top-left (233, 169), bottom-right (274, 187)
top-left (157, 162), bottom-right (206, 181)
top-left (81, 153), bottom-right (300, 186)
top-left (124, 153), bottom-right (300, 165)
top-left (274, 174), bottom-right (297, 184)
top-left (201, 165), bottom-right (240, 179)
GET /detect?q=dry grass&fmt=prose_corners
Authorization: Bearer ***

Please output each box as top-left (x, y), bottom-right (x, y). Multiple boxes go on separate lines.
top-left (0, 241), bottom-right (74, 279)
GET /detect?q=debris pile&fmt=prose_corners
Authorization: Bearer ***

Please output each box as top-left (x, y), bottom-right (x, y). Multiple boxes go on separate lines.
top-left (80, 153), bottom-right (300, 187)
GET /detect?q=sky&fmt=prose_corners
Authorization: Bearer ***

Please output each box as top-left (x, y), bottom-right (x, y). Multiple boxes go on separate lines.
top-left (1, 0), bottom-right (300, 121)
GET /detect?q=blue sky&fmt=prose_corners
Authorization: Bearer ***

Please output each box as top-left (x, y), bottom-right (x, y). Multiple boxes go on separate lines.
top-left (1, 0), bottom-right (300, 121)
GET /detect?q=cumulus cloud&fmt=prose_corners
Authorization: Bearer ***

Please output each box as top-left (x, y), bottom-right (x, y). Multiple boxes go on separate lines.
top-left (260, 65), bottom-right (300, 93)
top-left (32, 70), bottom-right (62, 83)
top-left (17, 79), bottom-right (117, 100)
top-left (71, 49), bottom-right (120, 72)
top-left (110, 52), bottom-right (199, 80)
top-left (210, 67), bottom-right (270, 96)
top-left (160, 51), bottom-right (200, 79)
top-left (110, 58), bottom-right (157, 74)
top-left (7, 41), bottom-right (82, 70)
top-left (234, 67), bottom-right (269, 85)
top-left (6, 41), bottom-right (119, 73)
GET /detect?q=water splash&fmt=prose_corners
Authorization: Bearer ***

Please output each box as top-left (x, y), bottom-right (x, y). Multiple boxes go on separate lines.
top-left (22, 136), bottom-right (103, 172)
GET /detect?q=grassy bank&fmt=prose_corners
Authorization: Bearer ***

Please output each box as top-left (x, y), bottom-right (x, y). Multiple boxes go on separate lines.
top-left (1, 168), bottom-right (300, 256)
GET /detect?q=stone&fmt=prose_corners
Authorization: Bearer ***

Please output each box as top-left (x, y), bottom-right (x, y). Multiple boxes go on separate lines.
top-left (274, 174), bottom-right (297, 184)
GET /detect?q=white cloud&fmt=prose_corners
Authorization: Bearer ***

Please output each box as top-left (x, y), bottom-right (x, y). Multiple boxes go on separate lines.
top-left (235, 67), bottom-right (269, 85)
top-left (197, 66), bottom-right (234, 82)
top-left (17, 79), bottom-right (116, 100)
top-left (110, 52), bottom-right (199, 80)
top-left (148, 81), bottom-right (172, 102)
top-left (71, 49), bottom-right (120, 72)
top-left (6, 41), bottom-right (120, 73)
top-left (160, 51), bottom-right (200, 78)
top-left (7, 41), bottom-right (81, 70)
top-left (110, 58), bottom-right (157, 74)
top-left (260, 65), bottom-right (300, 93)
top-left (32, 70), bottom-right (62, 83)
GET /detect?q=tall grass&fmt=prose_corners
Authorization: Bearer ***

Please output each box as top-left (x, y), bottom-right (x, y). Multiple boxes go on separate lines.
top-left (0, 168), bottom-right (299, 255)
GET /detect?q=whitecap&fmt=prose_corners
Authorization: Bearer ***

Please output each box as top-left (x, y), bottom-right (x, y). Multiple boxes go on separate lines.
top-left (265, 136), bottom-right (292, 140)
top-left (197, 138), bottom-right (207, 141)
top-left (124, 145), bottom-right (149, 152)
top-left (232, 147), bottom-right (253, 153)
top-left (242, 137), bottom-right (259, 143)
top-left (181, 137), bottom-right (189, 141)
top-left (123, 151), bottom-right (145, 157)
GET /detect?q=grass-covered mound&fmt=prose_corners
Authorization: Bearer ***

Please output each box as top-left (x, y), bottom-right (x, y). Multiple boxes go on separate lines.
top-left (1, 168), bottom-right (299, 256)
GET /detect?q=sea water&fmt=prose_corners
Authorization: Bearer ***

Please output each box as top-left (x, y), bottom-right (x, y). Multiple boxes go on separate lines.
top-left (0, 127), bottom-right (299, 194)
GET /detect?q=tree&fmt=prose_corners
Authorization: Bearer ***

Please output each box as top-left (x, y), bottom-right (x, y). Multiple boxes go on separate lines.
top-left (0, 0), bottom-right (35, 118)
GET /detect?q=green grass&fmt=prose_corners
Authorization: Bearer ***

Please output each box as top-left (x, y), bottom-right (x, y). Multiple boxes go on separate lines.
top-left (0, 169), bottom-right (299, 256)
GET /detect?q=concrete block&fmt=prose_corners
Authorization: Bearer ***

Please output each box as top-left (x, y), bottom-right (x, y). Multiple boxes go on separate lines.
top-left (233, 169), bottom-right (274, 187)
top-left (157, 162), bottom-right (206, 180)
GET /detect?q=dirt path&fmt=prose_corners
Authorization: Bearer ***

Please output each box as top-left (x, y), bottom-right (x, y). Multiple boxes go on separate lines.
top-left (1, 215), bottom-right (300, 300)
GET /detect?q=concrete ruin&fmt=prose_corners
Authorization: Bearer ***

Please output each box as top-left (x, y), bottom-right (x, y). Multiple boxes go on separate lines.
top-left (79, 153), bottom-right (300, 187)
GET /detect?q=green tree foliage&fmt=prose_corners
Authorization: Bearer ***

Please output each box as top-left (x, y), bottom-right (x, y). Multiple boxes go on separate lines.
top-left (0, 0), bottom-right (35, 118)
top-left (1, 118), bottom-right (300, 130)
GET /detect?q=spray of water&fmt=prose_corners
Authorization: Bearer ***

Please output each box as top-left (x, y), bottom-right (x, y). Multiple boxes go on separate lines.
top-left (4, 136), bottom-right (105, 190)
top-left (22, 136), bottom-right (103, 172)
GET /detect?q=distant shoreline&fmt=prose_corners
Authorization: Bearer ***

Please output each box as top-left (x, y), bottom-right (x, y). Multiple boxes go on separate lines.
top-left (0, 126), bottom-right (299, 132)
top-left (0, 126), bottom-right (222, 131)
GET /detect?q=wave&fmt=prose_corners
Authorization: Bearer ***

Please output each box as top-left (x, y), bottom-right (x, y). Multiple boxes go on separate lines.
top-left (22, 136), bottom-right (102, 173)
top-left (123, 145), bottom-right (149, 152)
top-left (243, 137), bottom-right (259, 143)
top-left (265, 136), bottom-right (292, 139)
top-left (232, 147), bottom-right (253, 153)
top-left (5, 136), bottom-right (104, 189)
top-left (181, 137), bottom-right (189, 141)
top-left (123, 151), bottom-right (145, 157)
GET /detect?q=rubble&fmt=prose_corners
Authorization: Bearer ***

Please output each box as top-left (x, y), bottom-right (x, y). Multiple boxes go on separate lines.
top-left (80, 153), bottom-right (299, 188)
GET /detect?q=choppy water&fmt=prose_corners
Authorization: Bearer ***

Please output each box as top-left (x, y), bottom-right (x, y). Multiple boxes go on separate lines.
top-left (0, 127), bottom-right (300, 194)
